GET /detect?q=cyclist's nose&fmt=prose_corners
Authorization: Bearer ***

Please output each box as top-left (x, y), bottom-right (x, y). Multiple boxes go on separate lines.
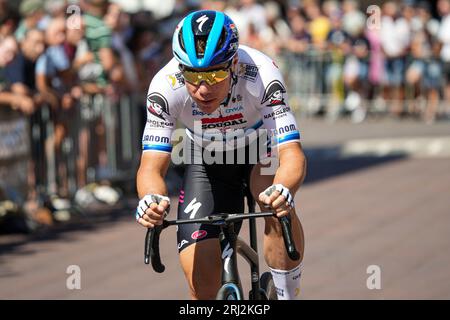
top-left (197, 81), bottom-right (212, 95)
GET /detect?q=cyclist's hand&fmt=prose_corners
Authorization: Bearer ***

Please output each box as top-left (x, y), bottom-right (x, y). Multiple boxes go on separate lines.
top-left (259, 184), bottom-right (295, 218)
top-left (136, 194), bottom-right (170, 228)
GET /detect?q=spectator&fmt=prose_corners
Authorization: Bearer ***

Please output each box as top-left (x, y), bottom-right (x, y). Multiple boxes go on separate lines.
top-left (342, 0), bottom-right (366, 39)
top-left (14, 0), bottom-right (45, 41)
top-left (437, 0), bottom-right (450, 107)
top-left (104, 2), bottom-right (138, 93)
top-left (380, 1), bottom-right (411, 116)
top-left (4, 29), bottom-right (45, 113)
top-left (36, 17), bottom-right (74, 200)
top-left (343, 19), bottom-right (371, 123)
top-left (0, 0), bottom-right (20, 40)
top-left (286, 10), bottom-right (311, 54)
top-left (325, 9), bottom-right (348, 119)
top-left (0, 36), bottom-right (33, 110)
top-left (304, 0), bottom-right (331, 50)
top-left (259, 1), bottom-right (292, 58)
top-left (80, 0), bottom-right (115, 92)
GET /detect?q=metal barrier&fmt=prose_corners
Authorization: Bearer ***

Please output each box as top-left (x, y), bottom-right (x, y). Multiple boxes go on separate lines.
top-left (6, 93), bottom-right (145, 205)
top-left (279, 49), bottom-right (449, 121)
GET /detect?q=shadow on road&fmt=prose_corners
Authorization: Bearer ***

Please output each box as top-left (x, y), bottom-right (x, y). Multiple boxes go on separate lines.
top-left (0, 202), bottom-right (135, 268)
top-left (303, 146), bottom-right (407, 185)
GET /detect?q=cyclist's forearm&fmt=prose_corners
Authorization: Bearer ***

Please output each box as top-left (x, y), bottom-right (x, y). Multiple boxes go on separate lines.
top-left (136, 171), bottom-right (168, 199)
top-left (273, 144), bottom-right (307, 194)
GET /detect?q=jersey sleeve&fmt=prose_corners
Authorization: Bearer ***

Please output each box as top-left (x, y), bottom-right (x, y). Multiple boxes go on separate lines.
top-left (142, 72), bottom-right (179, 154)
top-left (256, 56), bottom-right (300, 148)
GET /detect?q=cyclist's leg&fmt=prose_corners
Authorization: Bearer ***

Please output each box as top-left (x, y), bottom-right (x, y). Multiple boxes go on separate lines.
top-left (179, 240), bottom-right (222, 300)
top-left (177, 161), bottom-right (246, 300)
top-left (249, 162), bottom-right (305, 299)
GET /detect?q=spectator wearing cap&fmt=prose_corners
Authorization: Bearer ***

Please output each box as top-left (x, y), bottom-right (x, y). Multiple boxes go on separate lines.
top-left (15, 0), bottom-right (45, 42)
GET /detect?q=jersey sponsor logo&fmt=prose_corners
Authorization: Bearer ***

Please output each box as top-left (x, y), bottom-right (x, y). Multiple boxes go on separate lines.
top-left (196, 15), bottom-right (209, 32)
top-left (224, 105), bottom-right (244, 114)
top-left (277, 124), bottom-right (297, 135)
top-left (147, 92), bottom-right (170, 121)
top-left (263, 106), bottom-right (291, 119)
top-left (142, 135), bottom-right (170, 144)
top-left (261, 80), bottom-right (286, 107)
top-left (166, 72), bottom-right (185, 90)
top-left (201, 113), bottom-right (247, 129)
top-left (191, 230), bottom-right (208, 240)
top-left (238, 63), bottom-right (259, 82)
top-left (193, 109), bottom-right (208, 116)
top-left (177, 239), bottom-right (189, 250)
top-left (146, 119), bottom-right (174, 128)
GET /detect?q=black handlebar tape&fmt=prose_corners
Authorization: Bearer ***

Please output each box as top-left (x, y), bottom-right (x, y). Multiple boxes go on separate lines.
top-left (279, 216), bottom-right (300, 261)
top-left (144, 225), bottom-right (165, 273)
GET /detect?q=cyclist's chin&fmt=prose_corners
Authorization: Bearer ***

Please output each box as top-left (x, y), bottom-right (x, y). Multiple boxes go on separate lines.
top-left (196, 98), bottom-right (220, 113)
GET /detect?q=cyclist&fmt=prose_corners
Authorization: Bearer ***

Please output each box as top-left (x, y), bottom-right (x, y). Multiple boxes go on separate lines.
top-left (136, 10), bottom-right (306, 300)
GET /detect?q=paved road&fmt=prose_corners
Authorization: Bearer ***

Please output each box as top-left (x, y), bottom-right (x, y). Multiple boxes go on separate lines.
top-left (1, 118), bottom-right (450, 299)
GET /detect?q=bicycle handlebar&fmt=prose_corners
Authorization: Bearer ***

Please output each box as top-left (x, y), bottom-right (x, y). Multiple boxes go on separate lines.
top-left (144, 212), bottom-right (300, 273)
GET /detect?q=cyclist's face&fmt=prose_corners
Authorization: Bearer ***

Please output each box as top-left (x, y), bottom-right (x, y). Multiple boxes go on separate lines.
top-left (185, 60), bottom-right (235, 114)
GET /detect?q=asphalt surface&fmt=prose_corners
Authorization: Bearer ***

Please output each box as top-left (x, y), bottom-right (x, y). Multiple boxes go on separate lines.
top-left (1, 117), bottom-right (450, 299)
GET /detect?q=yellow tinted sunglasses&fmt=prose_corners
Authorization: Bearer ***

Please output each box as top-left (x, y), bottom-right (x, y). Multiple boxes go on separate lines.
top-left (180, 64), bottom-right (231, 86)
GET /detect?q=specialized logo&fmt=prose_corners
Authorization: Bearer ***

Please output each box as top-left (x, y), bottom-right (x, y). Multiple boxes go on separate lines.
top-left (222, 243), bottom-right (234, 274)
top-left (196, 15), bottom-right (209, 32)
top-left (191, 230), bottom-right (208, 240)
top-left (184, 198), bottom-right (202, 219)
top-left (238, 63), bottom-right (259, 82)
top-left (166, 72), bottom-right (185, 90)
top-left (147, 93), bottom-right (170, 120)
top-left (261, 80), bottom-right (286, 107)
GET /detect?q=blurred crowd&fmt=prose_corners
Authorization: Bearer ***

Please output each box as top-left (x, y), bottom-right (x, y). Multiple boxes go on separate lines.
top-left (0, 0), bottom-right (449, 230)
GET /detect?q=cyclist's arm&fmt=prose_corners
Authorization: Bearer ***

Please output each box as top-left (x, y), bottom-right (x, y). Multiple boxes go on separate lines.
top-left (137, 63), bottom-right (181, 199)
top-left (273, 142), bottom-right (307, 195)
top-left (256, 53), bottom-right (305, 193)
top-left (136, 151), bottom-right (170, 199)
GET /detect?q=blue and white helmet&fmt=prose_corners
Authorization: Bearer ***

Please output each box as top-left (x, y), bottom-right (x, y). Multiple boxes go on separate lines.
top-left (172, 10), bottom-right (239, 68)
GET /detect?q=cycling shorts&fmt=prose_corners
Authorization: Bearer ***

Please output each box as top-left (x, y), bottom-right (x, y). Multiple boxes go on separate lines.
top-left (176, 138), bottom-right (264, 252)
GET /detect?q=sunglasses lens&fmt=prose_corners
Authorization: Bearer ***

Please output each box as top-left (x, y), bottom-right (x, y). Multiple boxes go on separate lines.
top-left (182, 68), bottom-right (230, 85)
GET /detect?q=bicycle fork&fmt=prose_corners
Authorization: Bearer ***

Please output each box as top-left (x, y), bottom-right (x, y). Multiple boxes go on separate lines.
top-left (218, 222), bottom-right (262, 300)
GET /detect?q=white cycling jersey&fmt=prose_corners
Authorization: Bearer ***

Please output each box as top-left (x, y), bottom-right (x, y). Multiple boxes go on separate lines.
top-left (142, 45), bottom-right (300, 154)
